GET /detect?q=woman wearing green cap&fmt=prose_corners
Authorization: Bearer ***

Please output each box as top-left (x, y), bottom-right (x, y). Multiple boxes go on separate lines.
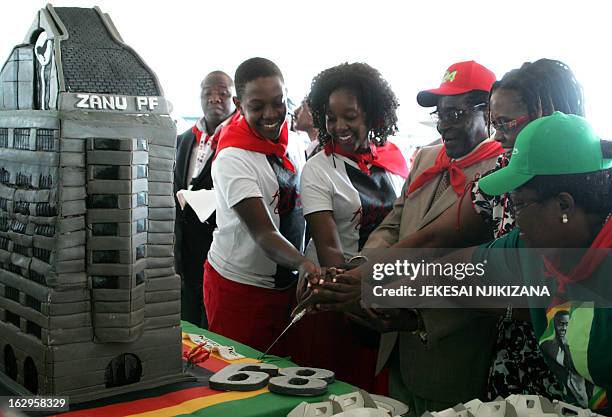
top-left (474, 112), bottom-right (612, 413)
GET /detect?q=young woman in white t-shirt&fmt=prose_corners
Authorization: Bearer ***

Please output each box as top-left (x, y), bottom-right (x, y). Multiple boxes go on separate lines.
top-left (293, 62), bottom-right (408, 391)
top-left (204, 57), bottom-right (319, 355)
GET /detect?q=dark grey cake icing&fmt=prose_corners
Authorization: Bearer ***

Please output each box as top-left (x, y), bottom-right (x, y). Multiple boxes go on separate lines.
top-left (0, 4), bottom-right (187, 402)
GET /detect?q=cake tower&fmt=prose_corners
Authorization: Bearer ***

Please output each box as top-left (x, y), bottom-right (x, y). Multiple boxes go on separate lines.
top-left (0, 4), bottom-right (186, 402)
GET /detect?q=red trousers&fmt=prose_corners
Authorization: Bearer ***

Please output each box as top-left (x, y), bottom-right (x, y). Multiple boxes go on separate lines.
top-left (289, 311), bottom-right (387, 393)
top-left (203, 260), bottom-right (387, 393)
top-left (203, 260), bottom-right (295, 356)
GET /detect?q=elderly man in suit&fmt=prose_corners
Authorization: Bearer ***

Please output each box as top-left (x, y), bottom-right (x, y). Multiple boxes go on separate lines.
top-left (174, 71), bottom-right (237, 328)
top-left (310, 61), bottom-right (504, 415)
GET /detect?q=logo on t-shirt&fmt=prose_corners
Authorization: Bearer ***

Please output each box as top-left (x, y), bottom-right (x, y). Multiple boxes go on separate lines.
top-left (351, 203), bottom-right (391, 232)
top-left (345, 164), bottom-right (396, 250)
top-left (271, 187), bottom-right (301, 215)
top-left (540, 302), bottom-right (607, 410)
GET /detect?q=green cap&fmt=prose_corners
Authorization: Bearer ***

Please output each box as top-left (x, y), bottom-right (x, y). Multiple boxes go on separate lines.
top-left (479, 112), bottom-right (612, 196)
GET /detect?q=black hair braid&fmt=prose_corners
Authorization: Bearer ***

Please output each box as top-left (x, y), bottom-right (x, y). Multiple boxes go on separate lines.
top-left (307, 62), bottom-right (399, 147)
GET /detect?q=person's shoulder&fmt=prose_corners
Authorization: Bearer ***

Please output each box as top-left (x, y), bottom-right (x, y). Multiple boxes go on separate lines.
top-left (178, 127), bottom-right (194, 141)
top-left (176, 127), bottom-right (195, 149)
top-left (305, 149), bottom-right (347, 173)
top-left (481, 228), bottom-right (522, 249)
top-left (305, 149), bottom-right (330, 165)
top-left (411, 143), bottom-right (443, 169)
top-left (416, 143), bottom-right (443, 158)
top-left (302, 151), bottom-right (332, 178)
top-left (216, 146), bottom-right (259, 161)
top-left (468, 140), bottom-right (503, 171)
top-left (419, 142), bottom-right (444, 153)
top-left (214, 148), bottom-right (262, 176)
top-left (179, 125), bottom-right (194, 136)
top-left (213, 149), bottom-right (261, 184)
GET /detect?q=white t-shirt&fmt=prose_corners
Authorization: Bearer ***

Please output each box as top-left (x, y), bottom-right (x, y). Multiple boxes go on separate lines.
top-left (300, 151), bottom-right (404, 264)
top-left (207, 133), bottom-right (306, 288)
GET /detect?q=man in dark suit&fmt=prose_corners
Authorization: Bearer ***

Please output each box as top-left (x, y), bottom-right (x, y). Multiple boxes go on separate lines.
top-left (174, 71), bottom-right (237, 328)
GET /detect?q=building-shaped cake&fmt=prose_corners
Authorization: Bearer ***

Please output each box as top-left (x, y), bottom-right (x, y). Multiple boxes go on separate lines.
top-left (0, 4), bottom-right (186, 402)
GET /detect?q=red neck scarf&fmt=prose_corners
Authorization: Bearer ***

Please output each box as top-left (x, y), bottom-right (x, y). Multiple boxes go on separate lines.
top-left (215, 116), bottom-right (295, 173)
top-left (192, 112), bottom-right (241, 148)
top-left (323, 142), bottom-right (408, 178)
top-left (544, 215), bottom-right (612, 304)
top-left (407, 140), bottom-right (504, 196)
top-left (192, 125), bottom-right (203, 145)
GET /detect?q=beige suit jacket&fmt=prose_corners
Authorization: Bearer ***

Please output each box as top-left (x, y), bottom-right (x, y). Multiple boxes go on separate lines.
top-left (364, 142), bottom-right (500, 404)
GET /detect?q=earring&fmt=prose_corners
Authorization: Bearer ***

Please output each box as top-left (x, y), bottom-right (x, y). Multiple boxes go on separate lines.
top-left (562, 214), bottom-right (569, 224)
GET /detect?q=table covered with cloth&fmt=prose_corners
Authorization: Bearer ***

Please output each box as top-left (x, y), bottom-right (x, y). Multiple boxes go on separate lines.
top-left (51, 321), bottom-right (355, 417)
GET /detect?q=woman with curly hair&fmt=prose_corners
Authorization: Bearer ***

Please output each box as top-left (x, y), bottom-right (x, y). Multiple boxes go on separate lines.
top-left (301, 62), bottom-right (407, 267)
top-left (291, 62), bottom-right (407, 391)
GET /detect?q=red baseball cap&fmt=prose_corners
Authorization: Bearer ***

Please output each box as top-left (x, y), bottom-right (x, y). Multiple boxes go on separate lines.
top-left (417, 60), bottom-right (496, 107)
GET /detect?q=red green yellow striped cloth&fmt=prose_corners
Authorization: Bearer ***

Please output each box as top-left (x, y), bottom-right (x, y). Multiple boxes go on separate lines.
top-left (54, 321), bottom-right (355, 417)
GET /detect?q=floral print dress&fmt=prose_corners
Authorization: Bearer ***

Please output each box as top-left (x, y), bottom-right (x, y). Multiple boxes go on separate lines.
top-left (472, 154), bottom-right (564, 400)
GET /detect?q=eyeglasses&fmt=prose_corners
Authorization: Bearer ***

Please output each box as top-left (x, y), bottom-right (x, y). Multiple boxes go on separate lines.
top-left (491, 115), bottom-right (530, 134)
top-left (430, 103), bottom-right (486, 124)
top-left (512, 199), bottom-right (541, 216)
